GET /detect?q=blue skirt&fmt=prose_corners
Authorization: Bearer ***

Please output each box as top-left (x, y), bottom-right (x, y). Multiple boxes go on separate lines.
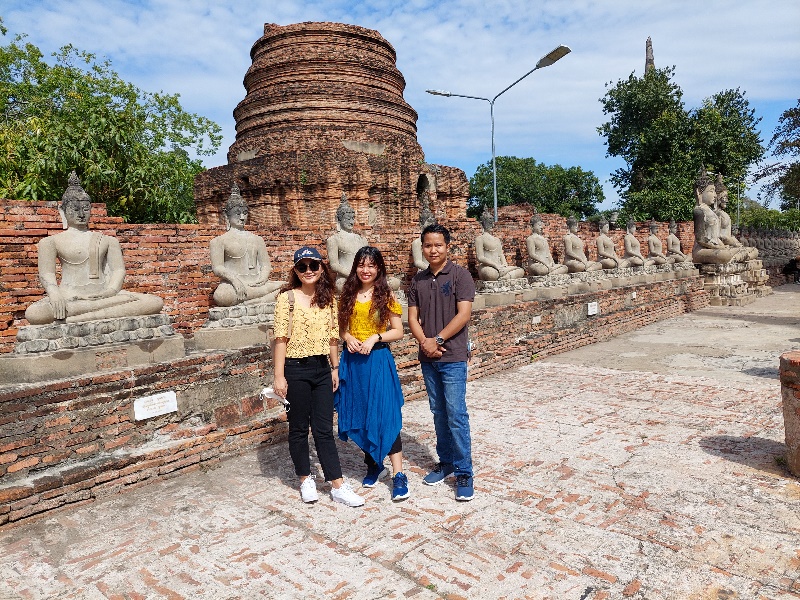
top-left (334, 344), bottom-right (404, 466)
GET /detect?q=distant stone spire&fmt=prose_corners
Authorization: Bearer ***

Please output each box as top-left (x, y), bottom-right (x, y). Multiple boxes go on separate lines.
top-left (645, 37), bottom-right (655, 73)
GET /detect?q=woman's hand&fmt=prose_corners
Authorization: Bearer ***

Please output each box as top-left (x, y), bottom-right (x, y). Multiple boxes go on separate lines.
top-left (343, 333), bottom-right (363, 354)
top-left (331, 369), bottom-right (339, 392)
top-left (359, 334), bottom-right (378, 355)
top-left (273, 375), bottom-right (288, 399)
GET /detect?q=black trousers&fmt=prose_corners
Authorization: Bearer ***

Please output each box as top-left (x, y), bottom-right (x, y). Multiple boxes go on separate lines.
top-left (364, 434), bottom-right (403, 467)
top-left (285, 355), bottom-right (343, 481)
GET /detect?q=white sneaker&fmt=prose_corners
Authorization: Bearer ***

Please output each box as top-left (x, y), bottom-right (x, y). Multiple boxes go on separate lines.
top-left (300, 476), bottom-right (318, 503)
top-left (330, 482), bottom-right (365, 507)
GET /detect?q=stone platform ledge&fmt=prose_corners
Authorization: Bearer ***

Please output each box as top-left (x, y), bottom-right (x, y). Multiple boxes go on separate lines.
top-left (203, 302), bottom-right (275, 329)
top-left (697, 261), bottom-right (752, 275)
top-left (14, 314), bottom-right (177, 355)
top-left (191, 324), bottom-right (271, 352)
top-left (0, 335), bottom-right (186, 386)
top-left (780, 350), bottom-right (800, 476)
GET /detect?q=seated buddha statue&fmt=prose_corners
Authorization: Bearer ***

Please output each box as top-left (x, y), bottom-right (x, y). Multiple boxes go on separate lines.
top-left (563, 216), bottom-right (602, 272)
top-left (623, 219), bottom-right (655, 267)
top-left (474, 208), bottom-right (525, 281)
top-left (666, 220), bottom-right (690, 263)
top-left (210, 184), bottom-right (283, 306)
top-left (691, 169), bottom-right (742, 264)
top-left (526, 214), bottom-right (568, 275)
top-left (25, 172), bottom-right (164, 325)
top-left (647, 220), bottom-right (674, 265)
top-left (595, 218), bottom-right (630, 269)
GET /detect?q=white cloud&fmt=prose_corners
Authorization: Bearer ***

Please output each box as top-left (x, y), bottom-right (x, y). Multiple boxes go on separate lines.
top-left (4, 0), bottom-right (799, 209)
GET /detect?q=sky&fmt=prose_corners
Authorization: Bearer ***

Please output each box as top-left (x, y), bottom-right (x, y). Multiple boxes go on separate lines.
top-left (3, 0), bottom-right (799, 210)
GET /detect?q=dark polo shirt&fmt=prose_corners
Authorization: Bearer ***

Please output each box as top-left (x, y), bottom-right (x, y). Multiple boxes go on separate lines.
top-left (407, 259), bottom-right (475, 363)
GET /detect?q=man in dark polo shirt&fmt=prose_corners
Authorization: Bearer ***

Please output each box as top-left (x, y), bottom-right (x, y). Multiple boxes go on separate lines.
top-left (407, 224), bottom-right (476, 501)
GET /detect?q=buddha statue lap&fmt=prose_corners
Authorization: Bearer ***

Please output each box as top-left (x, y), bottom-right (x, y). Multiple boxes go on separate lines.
top-left (25, 172), bottom-right (164, 325)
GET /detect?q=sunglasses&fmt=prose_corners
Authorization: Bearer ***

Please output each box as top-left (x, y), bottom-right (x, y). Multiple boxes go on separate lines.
top-left (295, 261), bottom-right (321, 273)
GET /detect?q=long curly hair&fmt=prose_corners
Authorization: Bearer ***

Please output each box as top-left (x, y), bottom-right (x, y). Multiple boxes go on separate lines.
top-left (280, 259), bottom-right (336, 309)
top-left (338, 246), bottom-right (393, 330)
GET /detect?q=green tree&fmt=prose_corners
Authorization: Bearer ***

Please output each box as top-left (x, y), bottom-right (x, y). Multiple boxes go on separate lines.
top-left (755, 99), bottom-right (800, 211)
top-left (0, 32), bottom-right (222, 223)
top-left (468, 156), bottom-right (603, 219)
top-left (598, 67), bottom-right (764, 222)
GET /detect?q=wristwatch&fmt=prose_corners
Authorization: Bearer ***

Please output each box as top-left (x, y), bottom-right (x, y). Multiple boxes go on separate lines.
top-left (434, 335), bottom-right (445, 345)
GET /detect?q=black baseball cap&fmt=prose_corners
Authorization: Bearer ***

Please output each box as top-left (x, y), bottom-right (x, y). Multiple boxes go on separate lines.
top-left (293, 246), bottom-right (323, 264)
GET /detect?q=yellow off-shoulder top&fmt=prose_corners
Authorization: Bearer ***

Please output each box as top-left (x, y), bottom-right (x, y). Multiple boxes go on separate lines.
top-left (346, 298), bottom-right (402, 342)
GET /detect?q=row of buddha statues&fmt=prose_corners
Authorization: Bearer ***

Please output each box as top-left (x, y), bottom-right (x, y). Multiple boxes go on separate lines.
top-left (474, 169), bottom-right (769, 281)
top-left (737, 227), bottom-right (800, 260)
top-left (474, 208), bottom-right (690, 281)
top-left (20, 170), bottom-right (787, 326)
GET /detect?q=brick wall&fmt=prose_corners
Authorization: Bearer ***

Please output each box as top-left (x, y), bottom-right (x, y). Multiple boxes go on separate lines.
top-left (780, 351), bottom-right (800, 476)
top-left (0, 273), bottom-right (707, 525)
top-left (0, 200), bottom-right (480, 354)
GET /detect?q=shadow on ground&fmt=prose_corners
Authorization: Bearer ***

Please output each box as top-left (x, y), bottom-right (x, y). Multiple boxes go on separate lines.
top-left (699, 435), bottom-right (795, 478)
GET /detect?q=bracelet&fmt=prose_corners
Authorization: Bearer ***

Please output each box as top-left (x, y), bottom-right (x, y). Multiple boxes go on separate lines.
top-left (377, 333), bottom-right (383, 342)
top-left (331, 364), bottom-right (339, 370)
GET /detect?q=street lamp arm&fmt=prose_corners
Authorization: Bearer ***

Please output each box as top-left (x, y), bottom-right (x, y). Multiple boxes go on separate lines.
top-left (493, 65), bottom-right (540, 103)
top-left (447, 93), bottom-right (491, 103)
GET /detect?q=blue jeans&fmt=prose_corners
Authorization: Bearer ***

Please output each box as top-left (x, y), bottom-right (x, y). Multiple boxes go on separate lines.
top-left (420, 361), bottom-right (473, 477)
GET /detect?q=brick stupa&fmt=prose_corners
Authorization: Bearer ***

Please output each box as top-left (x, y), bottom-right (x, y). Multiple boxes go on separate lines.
top-left (194, 22), bottom-right (468, 229)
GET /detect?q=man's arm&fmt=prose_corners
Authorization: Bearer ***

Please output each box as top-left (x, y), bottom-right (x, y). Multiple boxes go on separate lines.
top-left (437, 301), bottom-right (472, 342)
top-left (408, 305), bottom-right (442, 358)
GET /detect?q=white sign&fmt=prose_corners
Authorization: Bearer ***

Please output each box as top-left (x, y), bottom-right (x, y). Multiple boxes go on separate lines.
top-left (134, 390), bottom-right (178, 421)
top-left (587, 301), bottom-right (599, 316)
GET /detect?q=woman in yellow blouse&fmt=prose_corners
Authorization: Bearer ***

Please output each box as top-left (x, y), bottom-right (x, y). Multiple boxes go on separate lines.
top-left (273, 246), bottom-right (364, 507)
top-left (336, 246), bottom-right (408, 501)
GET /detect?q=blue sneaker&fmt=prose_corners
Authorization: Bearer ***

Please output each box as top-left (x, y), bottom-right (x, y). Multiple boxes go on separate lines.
top-left (362, 464), bottom-right (387, 488)
top-left (392, 472), bottom-right (410, 501)
top-left (422, 462), bottom-right (454, 486)
top-left (455, 475), bottom-right (474, 501)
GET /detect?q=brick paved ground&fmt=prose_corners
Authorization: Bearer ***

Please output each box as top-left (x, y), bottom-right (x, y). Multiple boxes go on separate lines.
top-left (0, 285), bottom-right (798, 600)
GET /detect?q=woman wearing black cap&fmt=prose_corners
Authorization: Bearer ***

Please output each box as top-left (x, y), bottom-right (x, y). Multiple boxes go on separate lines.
top-left (273, 246), bottom-right (365, 507)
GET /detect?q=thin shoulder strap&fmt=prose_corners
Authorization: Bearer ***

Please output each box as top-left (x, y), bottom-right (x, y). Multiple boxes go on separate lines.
top-left (287, 290), bottom-right (295, 339)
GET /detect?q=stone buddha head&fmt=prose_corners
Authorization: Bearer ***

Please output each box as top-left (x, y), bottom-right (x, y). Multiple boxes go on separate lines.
top-left (669, 219), bottom-right (678, 235)
top-left (566, 215), bottom-right (578, 234)
top-left (694, 168), bottom-right (715, 207)
top-left (531, 214), bottom-right (544, 235)
top-left (60, 171), bottom-right (92, 229)
top-left (479, 207), bottom-right (494, 232)
top-left (224, 184), bottom-right (248, 230)
top-left (336, 193), bottom-right (356, 232)
top-left (598, 218), bottom-right (609, 235)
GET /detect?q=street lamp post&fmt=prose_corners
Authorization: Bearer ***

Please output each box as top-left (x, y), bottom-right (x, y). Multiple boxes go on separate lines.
top-left (427, 44), bottom-right (571, 222)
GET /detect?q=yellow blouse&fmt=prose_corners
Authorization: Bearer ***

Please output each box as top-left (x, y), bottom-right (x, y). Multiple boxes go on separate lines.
top-left (273, 291), bottom-right (338, 358)
top-left (346, 298), bottom-right (402, 342)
